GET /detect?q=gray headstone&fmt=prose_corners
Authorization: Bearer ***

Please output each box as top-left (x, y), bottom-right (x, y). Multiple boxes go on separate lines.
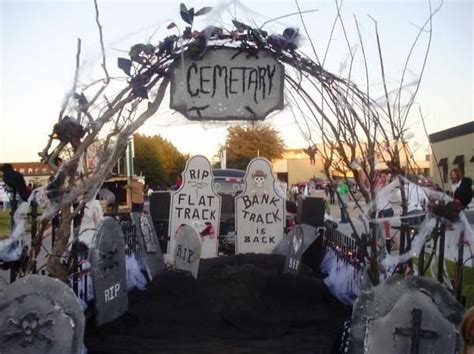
top-left (0, 273), bottom-right (8, 293)
top-left (130, 212), bottom-right (165, 280)
top-left (350, 275), bottom-right (465, 354)
top-left (366, 292), bottom-right (456, 354)
top-left (90, 217), bottom-right (128, 327)
top-left (168, 155), bottom-right (221, 260)
top-left (273, 224), bottom-right (318, 256)
top-left (173, 224), bottom-right (201, 278)
top-left (283, 226), bottom-right (305, 274)
top-left (0, 274), bottom-right (85, 354)
top-left (235, 157), bottom-right (285, 254)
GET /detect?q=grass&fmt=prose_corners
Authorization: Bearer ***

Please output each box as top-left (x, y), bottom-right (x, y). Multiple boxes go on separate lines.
top-left (445, 259), bottom-right (474, 308)
top-left (0, 209), bottom-right (11, 239)
top-left (415, 255), bottom-right (474, 308)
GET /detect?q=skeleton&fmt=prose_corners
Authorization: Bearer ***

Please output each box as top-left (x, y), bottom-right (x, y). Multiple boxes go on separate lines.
top-left (95, 248), bottom-right (119, 278)
top-left (252, 170), bottom-right (268, 194)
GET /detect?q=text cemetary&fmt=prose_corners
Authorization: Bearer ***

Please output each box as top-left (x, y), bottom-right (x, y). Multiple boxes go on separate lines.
top-left (170, 48), bottom-right (284, 120)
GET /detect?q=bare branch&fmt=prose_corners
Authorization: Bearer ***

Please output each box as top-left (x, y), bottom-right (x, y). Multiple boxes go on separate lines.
top-left (57, 38), bottom-right (81, 123)
top-left (294, 0), bottom-right (321, 65)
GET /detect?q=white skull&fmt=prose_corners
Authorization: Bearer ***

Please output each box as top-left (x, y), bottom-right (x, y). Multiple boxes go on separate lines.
top-left (254, 176), bottom-right (265, 188)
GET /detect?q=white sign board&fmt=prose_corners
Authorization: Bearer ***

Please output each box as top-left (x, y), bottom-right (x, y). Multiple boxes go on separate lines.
top-left (170, 47), bottom-right (284, 120)
top-left (235, 157), bottom-right (285, 254)
top-left (168, 155), bottom-right (221, 259)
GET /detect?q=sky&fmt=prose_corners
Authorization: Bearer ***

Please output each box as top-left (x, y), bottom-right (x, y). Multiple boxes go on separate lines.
top-left (1, 0), bottom-right (472, 163)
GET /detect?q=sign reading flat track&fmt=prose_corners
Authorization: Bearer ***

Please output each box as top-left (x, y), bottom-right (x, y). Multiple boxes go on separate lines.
top-left (170, 47), bottom-right (284, 121)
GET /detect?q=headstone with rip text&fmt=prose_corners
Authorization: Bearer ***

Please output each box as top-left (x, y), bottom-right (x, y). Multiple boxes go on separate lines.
top-left (90, 217), bottom-right (128, 327)
top-left (130, 212), bottom-right (165, 280)
top-left (173, 224), bottom-right (202, 278)
top-left (235, 157), bottom-right (285, 254)
top-left (168, 155), bottom-right (221, 260)
top-left (0, 274), bottom-right (85, 354)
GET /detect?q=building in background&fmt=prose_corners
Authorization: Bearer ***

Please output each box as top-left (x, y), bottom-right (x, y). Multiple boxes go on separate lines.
top-left (0, 162), bottom-right (55, 187)
top-left (429, 121), bottom-right (474, 190)
top-left (273, 143), bottom-right (431, 186)
top-left (272, 147), bottom-right (326, 185)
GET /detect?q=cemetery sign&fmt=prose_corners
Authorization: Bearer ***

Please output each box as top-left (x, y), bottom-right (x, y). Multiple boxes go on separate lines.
top-left (170, 47), bottom-right (284, 120)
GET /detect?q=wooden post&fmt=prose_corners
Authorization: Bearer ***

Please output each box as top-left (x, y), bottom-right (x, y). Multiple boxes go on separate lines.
top-left (455, 231), bottom-right (465, 302)
top-left (418, 244), bottom-right (425, 276)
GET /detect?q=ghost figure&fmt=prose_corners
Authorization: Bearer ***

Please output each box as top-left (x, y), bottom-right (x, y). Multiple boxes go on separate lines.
top-left (252, 169), bottom-right (268, 194)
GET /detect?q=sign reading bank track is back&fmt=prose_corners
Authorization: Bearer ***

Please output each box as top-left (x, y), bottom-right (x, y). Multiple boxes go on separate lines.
top-left (170, 48), bottom-right (284, 121)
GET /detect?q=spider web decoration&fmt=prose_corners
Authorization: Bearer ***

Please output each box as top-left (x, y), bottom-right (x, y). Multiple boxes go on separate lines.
top-left (1, 1), bottom-right (446, 287)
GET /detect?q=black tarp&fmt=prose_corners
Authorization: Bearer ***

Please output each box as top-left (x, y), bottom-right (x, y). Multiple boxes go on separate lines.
top-left (85, 254), bottom-right (350, 354)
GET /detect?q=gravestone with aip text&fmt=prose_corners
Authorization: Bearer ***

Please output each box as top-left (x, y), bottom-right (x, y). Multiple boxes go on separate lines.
top-left (173, 224), bottom-right (202, 278)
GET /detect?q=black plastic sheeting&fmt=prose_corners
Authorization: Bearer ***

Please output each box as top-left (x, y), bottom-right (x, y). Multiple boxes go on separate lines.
top-left (85, 254), bottom-right (350, 354)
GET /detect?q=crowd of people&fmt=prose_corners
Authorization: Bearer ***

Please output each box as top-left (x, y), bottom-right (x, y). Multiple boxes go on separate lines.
top-left (285, 168), bottom-right (472, 254)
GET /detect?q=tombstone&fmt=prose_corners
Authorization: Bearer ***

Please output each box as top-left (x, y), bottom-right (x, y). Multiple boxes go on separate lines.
top-left (235, 157), bottom-right (285, 254)
top-left (90, 217), bottom-right (128, 327)
top-left (296, 196), bottom-right (326, 227)
top-left (130, 212), bottom-right (165, 280)
top-left (274, 224), bottom-right (318, 257)
top-left (0, 274), bottom-right (85, 354)
top-left (350, 274), bottom-right (465, 354)
top-left (173, 224), bottom-right (202, 278)
top-left (283, 225), bottom-right (305, 274)
top-left (168, 155), bottom-right (221, 259)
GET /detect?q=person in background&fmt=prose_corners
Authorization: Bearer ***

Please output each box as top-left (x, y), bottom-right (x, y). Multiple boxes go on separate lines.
top-left (450, 168), bottom-right (473, 210)
top-left (147, 185), bottom-right (154, 197)
top-left (0, 163), bottom-right (30, 203)
top-left (176, 175), bottom-right (183, 189)
top-left (328, 183), bottom-right (336, 204)
top-left (26, 183), bottom-right (33, 196)
top-left (291, 184), bottom-right (299, 202)
top-left (336, 179), bottom-right (350, 223)
top-left (375, 172), bottom-right (395, 252)
top-left (98, 185), bottom-right (117, 213)
top-left (404, 177), bottom-right (430, 228)
top-left (0, 186), bottom-right (10, 210)
top-left (124, 178), bottom-right (145, 213)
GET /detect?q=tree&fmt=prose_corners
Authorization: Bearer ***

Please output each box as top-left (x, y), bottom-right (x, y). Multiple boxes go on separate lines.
top-left (134, 134), bottom-right (187, 188)
top-left (220, 124), bottom-right (285, 170)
